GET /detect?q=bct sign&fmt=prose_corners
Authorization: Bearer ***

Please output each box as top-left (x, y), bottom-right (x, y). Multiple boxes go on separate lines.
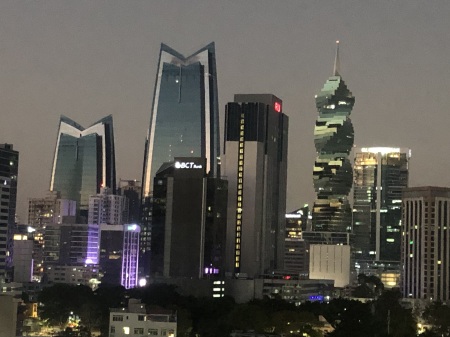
top-left (174, 161), bottom-right (203, 169)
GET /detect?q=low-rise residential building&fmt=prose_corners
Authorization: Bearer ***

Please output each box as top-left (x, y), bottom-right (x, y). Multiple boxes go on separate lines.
top-left (109, 299), bottom-right (176, 337)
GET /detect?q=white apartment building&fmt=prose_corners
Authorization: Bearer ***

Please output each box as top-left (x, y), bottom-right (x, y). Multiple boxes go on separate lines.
top-left (109, 299), bottom-right (176, 337)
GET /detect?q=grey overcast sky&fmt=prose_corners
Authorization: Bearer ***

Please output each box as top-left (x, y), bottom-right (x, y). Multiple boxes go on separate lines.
top-left (2, 0), bottom-right (450, 221)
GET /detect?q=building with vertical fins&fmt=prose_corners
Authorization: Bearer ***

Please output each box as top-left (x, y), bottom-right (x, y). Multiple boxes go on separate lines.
top-left (0, 144), bottom-right (19, 282)
top-left (312, 42), bottom-right (355, 233)
top-left (223, 94), bottom-right (288, 278)
top-left (402, 187), bottom-right (450, 301)
top-left (141, 43), bottom-right (220, 275)
top-left (353, 147), bottom-right (410, 262)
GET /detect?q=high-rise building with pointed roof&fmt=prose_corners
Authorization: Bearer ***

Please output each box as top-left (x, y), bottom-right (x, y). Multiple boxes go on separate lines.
top-left (312, 42), bottom-right (355, 233)
top-left (50, 115), bottom-right (116, 220)
top-left (140, 43), bottom-right (220, 274)
top-left (142, 43), bottom-right (219, 198)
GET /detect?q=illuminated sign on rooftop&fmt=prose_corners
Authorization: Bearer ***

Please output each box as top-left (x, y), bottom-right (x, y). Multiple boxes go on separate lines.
top-left (174, 161), bottom-right (203, 169)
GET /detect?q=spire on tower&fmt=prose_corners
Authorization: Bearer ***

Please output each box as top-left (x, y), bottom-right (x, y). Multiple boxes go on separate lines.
top-left (333, 40), bottom-right (340, 76)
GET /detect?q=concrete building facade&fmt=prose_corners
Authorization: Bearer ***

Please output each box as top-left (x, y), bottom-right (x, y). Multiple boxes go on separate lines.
top-left (402, 186), bottom-right (450, 301)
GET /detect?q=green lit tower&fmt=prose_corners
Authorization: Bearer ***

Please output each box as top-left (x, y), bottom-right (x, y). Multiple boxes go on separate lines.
top-left (312, 41), bottom-right (355, 232)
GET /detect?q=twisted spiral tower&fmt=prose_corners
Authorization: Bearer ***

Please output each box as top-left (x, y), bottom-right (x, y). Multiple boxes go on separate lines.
top-left (312, 41), bottom-right (355, 232)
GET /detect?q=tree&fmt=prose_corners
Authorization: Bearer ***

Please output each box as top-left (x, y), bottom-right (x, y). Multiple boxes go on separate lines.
top-left (423, 302), bottom-right (450, 337)
top-left (38, 284), bottom-right (75, 327)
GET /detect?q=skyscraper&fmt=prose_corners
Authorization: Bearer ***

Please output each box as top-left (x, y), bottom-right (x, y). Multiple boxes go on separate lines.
top-left (151, 157), bottom-right (207, 278)
top-left (50, 115), bottom-right (116, 220)
top-left (223, 94), bottom-right (288, 278)
top-left (0, 144), bottom-right (19, 282)
top-left (402, 187), bottom-right (450, 301)
top-left (353, 147), bottom-right (410, 262)
top-left (312, 42), bottom-right (354, 233)
top-left (141, 43), bottom-right (219, 273)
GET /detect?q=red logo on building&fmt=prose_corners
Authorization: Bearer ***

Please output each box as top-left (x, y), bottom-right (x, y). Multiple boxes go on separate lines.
top-left (274, 102), bottom-right (281, 113)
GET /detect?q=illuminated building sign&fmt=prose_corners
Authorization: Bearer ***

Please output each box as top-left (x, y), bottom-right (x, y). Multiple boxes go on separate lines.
top-left (274, 102), bottom-right (281, 113)
top-left (174, 161), bottom-right (203, 169)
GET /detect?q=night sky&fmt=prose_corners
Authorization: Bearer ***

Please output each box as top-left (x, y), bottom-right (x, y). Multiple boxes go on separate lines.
top-left (2, 1), bottom-right (450, 221)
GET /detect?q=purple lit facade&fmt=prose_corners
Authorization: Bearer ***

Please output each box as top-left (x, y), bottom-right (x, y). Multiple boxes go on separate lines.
top-left (85, 224), bottom-right (99, 265)
top-left (121, 224), bottom-right (140, 289)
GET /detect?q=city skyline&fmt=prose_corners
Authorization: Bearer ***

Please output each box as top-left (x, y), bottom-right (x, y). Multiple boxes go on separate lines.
top-left (2, 1), bottom-right (450, 221)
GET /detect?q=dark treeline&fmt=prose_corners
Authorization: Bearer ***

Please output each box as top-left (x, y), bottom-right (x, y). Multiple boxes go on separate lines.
top-left (36, 284), bottom-right (450, 337)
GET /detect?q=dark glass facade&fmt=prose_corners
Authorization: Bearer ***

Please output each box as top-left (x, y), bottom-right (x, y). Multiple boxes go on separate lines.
top-left (142, 43), bottom-right (219, 197)
top-left (50, 115), bottom-right (116, 221)
top-left (141, 43), bottom-right (219, 275)
top-left (353, 148), bottom-right (410, 262)
top-left (0, 144), bottom-right (19, 282)
top-left (224, 94), bottom-right (288, 277)
top-left (150, 157), bottom-right (227, 278)
top-left (312, 46), bottom-right (354, 233)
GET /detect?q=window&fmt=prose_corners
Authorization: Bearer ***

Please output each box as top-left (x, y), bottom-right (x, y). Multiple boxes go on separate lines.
top-left (148, 329), bottom-right (158, 336)
top-left (112, 315), bottom-right (123, 321)
top-left (161, 329), bottom-right (167, 336)
top-left (110, 326), bottom-right (115, 333)
top-left (138, 315), bottom-right (145, 321)
top-left (134, 328), bottom-right (144, 334)
top-left (123, 327), bottom-right (130, 335)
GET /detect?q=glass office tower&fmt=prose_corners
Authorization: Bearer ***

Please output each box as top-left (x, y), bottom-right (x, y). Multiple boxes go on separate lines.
top-left (50, 115), bottom-right (116, 220)
top-left (140, 43), bottom-right (219, 274)
top-left (353, 147), bottom-right (410, 262)
top-left (312, 42), bottom-right (355, 233)
top-left (142, 43), bottom-right (219, 197)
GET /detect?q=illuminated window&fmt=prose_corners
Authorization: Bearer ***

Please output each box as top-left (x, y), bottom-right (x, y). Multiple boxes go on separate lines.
top-left (123, 327), bottom-right (130, 335)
